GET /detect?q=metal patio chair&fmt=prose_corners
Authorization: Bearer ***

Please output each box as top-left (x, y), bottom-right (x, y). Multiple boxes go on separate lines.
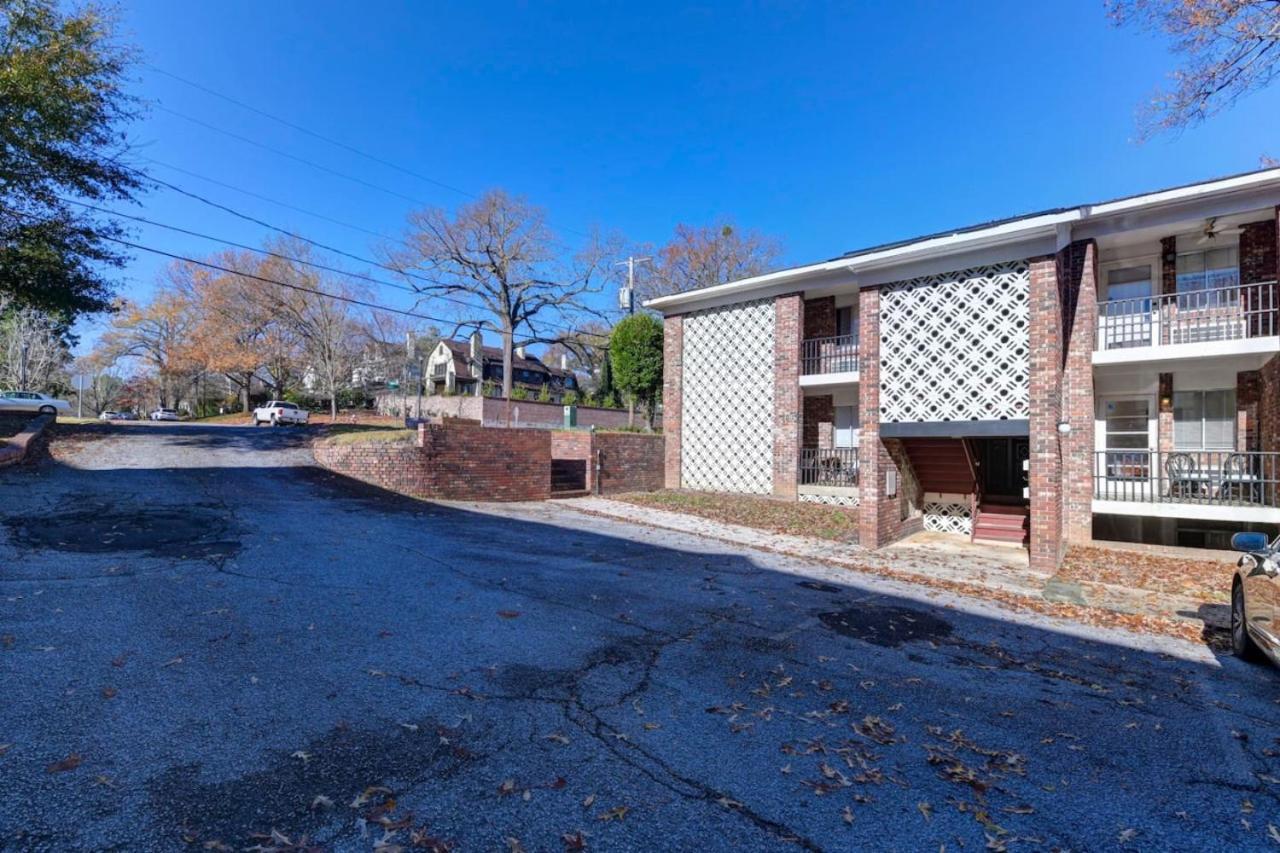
top-left (1217, 453), bottom-right (1257, 504)
top-left (1165, 452), bottom-right (1201, 499)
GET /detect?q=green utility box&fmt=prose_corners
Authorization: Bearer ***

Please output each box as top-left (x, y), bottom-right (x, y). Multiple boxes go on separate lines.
top-left (563, 405), bottom-right (577, 428)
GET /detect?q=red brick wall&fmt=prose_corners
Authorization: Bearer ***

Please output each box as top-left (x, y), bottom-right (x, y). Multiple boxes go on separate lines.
top-left (1159, 236), bottom-right (1177, 295)
top-left (773, 293), bottom-right (803, 499)
top-left (486, 398), bottom-right (632, 430)
top-left (595, 432), bottom-right (665, 495)
top-left (1239, 371), bottom-right (1261, 452)
top-left (1028, 254), bottom-right (1064, 571)
top-left (1240, 212), bottom-right (1278, 284)
top-left (802, 394), bottom-right (834, 448)
top-left (1157, 373), bottom-right (1174, 454)
top-left (1262, 356), bottom-right (1280, 456)
top-left (803, 296), bottom-right (836, 339)
top-left (663, 314), bottom-right (684, 488)
top-left (1059, 240), bottom-right (1097, 546)
top-left (551, 430), bottom-right (595, 491)
top-left (312, 421), bottom-right (553, 502)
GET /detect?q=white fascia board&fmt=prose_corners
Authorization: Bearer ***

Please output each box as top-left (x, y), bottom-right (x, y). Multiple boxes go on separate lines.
top-left (1085, 168), bottom-right (1280, 218)
top-left (799, 371), bottom-right (860, 388)
top-left (647, 169), bottom-right (1280, 316)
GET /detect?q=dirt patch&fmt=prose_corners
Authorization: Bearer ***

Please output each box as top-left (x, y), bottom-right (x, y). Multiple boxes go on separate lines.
top-left (819, 604), bottom-right (954, 647)
top-left (615, 490), bottom-right (859, 542)
top-left (5, 503), bottom-right (239, 560)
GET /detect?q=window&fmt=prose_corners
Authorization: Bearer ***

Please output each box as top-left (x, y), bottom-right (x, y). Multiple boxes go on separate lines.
top-left (1176, 247), bottom-right (1238, 295)
top-left (1106, 265), bottom-right (1153, 304)
top-left (835, 306), bottom-right (857, 337)
top-left (1103, 398), bottom-right (1150, 450)
top-left (1173, 389), bottom-right (1235, 450)
top-left (834, 405), bottom-right (859, 448)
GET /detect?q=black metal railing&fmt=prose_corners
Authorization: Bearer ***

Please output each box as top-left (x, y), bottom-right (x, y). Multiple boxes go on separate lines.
top-left (801, 334), bottom-right (859, 375)
top-left (1093, 450), bottom-right (1280, 508)
top-left (801, 447), bottom-right (859, 488)
top-left (1095, 281), bottom-right (1278, 352)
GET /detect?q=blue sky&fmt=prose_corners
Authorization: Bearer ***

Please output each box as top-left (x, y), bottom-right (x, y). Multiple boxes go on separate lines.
top-left (82, 0), bottom-right (1280, 351)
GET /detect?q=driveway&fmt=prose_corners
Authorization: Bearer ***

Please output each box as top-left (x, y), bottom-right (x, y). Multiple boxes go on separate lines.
top-left (2, 424), bottom-right (1278, 851)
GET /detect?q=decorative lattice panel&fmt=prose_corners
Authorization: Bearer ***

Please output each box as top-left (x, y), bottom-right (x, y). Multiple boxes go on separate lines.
top-left (799, 492), bottom-right (860, 508)
top-left (880, 262), bottom-right (1029, 423)
top-left (681, 299), bottom-right (776, 493)
top-left (923, 500), bottom-right (973, 535)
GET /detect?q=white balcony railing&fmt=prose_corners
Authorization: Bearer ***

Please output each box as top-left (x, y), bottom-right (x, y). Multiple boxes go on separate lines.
top-left (1095, 281), bottom-right (1278, 353)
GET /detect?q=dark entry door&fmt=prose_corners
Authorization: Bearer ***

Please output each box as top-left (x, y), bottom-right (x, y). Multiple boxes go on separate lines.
top-left (981, 438), bottom-right (1029, 498)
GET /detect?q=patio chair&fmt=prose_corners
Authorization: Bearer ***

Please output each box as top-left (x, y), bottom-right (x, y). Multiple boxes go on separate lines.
top-left (1217, 453), bottom-right (1257, 504)
top-left (1165, 452), bottom-right (1201, 499)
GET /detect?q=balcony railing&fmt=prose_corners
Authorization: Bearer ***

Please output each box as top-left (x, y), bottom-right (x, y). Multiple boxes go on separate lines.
top-left (1093, 450), bottom-right (1280, 508)
top-left (1095, 281), bottom-right (1278, 352)
top-left (802, 334), bottom-right (859, 375)
top-left (801, 447), bottom-right (859, 488)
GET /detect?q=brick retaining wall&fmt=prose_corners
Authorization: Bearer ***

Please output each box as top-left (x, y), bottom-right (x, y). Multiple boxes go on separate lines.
top-left (313, 421), bottom-right (664, 502)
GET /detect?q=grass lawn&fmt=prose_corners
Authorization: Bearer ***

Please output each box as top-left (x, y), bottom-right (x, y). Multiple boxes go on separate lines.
top-left (614, 489), bottom-right (859, 542)
top-left (320, 424), bottom-right (416, 445)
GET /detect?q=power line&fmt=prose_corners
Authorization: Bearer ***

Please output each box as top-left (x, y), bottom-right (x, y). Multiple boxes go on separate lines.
top-left (155, 104), bottom-right (439, 209)
top-left (62, 197), bottom-right (610, 340)
top-left (145, 63), bottom-right (477, 200)
top-left (144, 65), bottom-right (595, 240)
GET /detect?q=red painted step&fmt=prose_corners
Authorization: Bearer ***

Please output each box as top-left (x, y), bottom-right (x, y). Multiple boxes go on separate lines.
top-left (972, 502), bottom-right (1029, 546)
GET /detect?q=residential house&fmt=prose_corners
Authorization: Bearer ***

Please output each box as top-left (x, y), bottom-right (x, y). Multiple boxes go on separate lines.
top-left (425, 333), bottom-right (580, 401)
top-left (649, 168), bottom-right (1280, 567)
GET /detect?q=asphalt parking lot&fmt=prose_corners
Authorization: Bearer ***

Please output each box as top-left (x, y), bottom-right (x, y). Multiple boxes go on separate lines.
top-left (2, 423), bottom-right (1279, 851)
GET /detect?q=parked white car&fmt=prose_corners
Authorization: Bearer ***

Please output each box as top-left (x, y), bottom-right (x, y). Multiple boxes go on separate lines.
top-left (253, 400), bottom-right (309, 426)
top-left (0, 390), bottom-right (71, 416)
top-left (149, 408), bottom-right (181, 421)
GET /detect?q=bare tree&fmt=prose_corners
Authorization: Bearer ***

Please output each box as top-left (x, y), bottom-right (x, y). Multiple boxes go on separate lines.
top-left (385, 189), bottom-right (619, 400)
top-left (1110, 0), bottom-right (1280, 139)
top-left (631, 220), bottom-right (783, 304)
top-left (0, 295), bottom-right (72, 391)
top-left (264, 247), bottom-right (361, 421)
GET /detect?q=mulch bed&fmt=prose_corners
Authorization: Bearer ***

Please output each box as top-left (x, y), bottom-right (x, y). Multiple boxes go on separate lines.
top-left (614, 490), bottom-right (859, 543)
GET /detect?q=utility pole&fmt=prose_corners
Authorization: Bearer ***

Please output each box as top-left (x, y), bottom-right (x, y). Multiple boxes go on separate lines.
top-left (614, 256), bottom-right (650, 316)
top-left (77, 373), bottom-right (83, 418)
top-left (18, 340), bottom-right (29, 390)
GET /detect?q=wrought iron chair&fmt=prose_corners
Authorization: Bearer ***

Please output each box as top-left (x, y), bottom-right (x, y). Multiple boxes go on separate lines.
top-left (1165, 452), bottom-right (1201, 499)
top-left (1217, 453), bottom-right (1256, 504)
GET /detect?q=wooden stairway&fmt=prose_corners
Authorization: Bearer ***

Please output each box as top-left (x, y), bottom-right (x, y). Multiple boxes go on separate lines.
top-left (972, 502), bottom-right (1030, 546)
top-left (899, 439), bottom-right (975, 494)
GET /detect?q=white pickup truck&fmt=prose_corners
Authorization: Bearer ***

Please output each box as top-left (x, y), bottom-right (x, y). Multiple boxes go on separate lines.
top-left (252, 400), bottom-right (309, 426)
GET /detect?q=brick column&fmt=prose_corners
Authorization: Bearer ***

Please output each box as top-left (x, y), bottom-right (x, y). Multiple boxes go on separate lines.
top-left (1159, 236), bottom-right (1177, 294)
top-left (662, 314), bottom-right (683, 489)
top-left (1028, 255), bottom-right (1064, 572)
top-left (1060, 239), bottom-right (1097, 546)
top-left (773, 293), bottom-right (804, 499)
top-left (1157, 374), bottom-right (1174, 454)
top-left (858, 288), bottom-right (886, 545)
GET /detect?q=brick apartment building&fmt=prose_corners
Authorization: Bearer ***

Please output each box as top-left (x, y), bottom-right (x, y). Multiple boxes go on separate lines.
top-left (650, 169), bottom-right (1280, 570)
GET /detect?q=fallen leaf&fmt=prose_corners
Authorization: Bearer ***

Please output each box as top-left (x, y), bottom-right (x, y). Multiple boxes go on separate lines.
top-left (291, 751), bottom-right (312, 763)
top-left (642, 722), bottom-right (661, 731)
top-left (399, 723), bottom-right (419, 733)
top-left (841, 805), bottom-right (855, 825)
top-left (505, 837), bottom-right (526, 853)
top-left (497, 610), bottom-right (521, 619)
top-left (161, 656), bottom-right (184, 668)
top-left (498, 779), bottom-right (517, 796)
top-left (918, 802), bottom-right (933, 822)
top-left (561, 831), bottom-right (587, 851)
top-left (581, 794), bottom-right (595, 808)
top-left (101, 687), bottom-right (117, 700)
top-left (1268, 824), bottom-right (1280, 844)
top-left (1118, 828), bottom-right (1137, 843)
top-left (544, 733), bottom-right (570, 745)
top-left (311, 795), bottom-right (334, 810)
top-left (0, 744), bottom-right (11, 756)
top-left (597, 806), bottom-right (629, 822)
top-left (46, 753), bottom-right (82, 773)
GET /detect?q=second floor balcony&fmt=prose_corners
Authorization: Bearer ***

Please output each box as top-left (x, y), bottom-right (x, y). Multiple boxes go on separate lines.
top-left (1094, 281), bottom-right (1278, 366)
top-left (801, 334), bottom-right (859, 383)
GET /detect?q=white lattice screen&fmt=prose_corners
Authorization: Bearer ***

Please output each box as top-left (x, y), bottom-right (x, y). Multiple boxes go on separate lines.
top-left (680, 299), bottom-right (776, 493)
top-left (799, 492), bottom-right (860, 508)
top-left (880, 262), bottom-right (1030, 423)
top-left (923, 497), bottom-right (973, 535)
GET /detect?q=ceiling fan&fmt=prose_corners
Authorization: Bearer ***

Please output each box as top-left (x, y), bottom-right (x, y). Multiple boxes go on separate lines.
top-left (1196, 216), bottom-right (1244, 245)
